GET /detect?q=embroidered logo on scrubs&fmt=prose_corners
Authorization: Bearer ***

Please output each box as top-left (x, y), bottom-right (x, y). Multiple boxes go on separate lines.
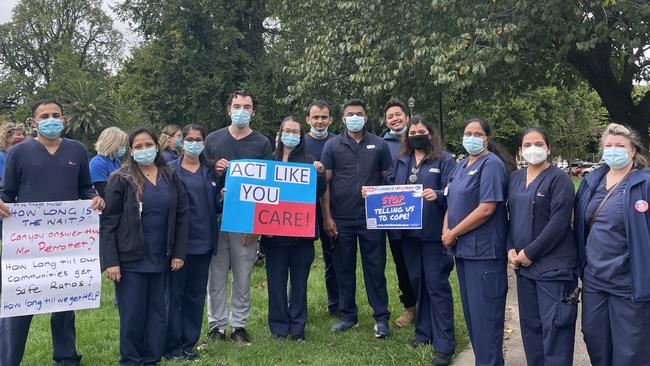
top-left (68, 161), bottom-right (76, 166)
top-left (429, 168), bottom-right (440, 173)
top-left (366, 145), bottom-right (376, 149)
top-left (634, 200), bottom-right (648, 213)
top-left (468, 169), bottom-right (478, 176)
top-left (536, 192), bottom-right (545, 197)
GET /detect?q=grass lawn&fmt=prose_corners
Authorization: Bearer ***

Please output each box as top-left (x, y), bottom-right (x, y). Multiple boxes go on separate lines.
top-left (20, 242), bottom-right (470, 366)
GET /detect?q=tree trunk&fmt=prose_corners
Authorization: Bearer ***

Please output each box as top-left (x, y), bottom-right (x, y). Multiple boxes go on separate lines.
top-left (566, 42), bottom-right (650, 148)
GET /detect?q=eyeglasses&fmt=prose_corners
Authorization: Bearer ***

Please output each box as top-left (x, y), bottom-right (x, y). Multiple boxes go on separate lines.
top-left (183, 138), bottom-right (203, 143)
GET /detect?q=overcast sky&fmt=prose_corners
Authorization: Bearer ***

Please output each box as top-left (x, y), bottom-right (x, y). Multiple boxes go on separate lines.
top-left (0, 0), bottom-right (140, 50)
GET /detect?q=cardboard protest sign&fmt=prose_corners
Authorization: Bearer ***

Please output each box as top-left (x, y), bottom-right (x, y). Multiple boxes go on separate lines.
top-left (1, 200), bottom-right (101, 318)
top-left (365, 185), bottom-right (423, 229)
top-left (221, 159), bottom-right (317, 237)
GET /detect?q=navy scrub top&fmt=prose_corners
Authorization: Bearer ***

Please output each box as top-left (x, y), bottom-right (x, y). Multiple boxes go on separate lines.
top-left (584, 178), bottom-right (631, 297)
top-left (122, 173), bottom-right (172, 273)
top-left (446, 152), bottom-right (508, 259)
top-left (180, 165), bottom-right (213, 255)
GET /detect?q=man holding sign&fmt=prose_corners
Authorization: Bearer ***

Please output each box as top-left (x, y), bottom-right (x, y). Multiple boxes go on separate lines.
top-left (0, 99), bottom-right (104, 366)
top-left (321, 99), bottom-right (394, 338)
top-left (201, 90), bottom-right (272, 346)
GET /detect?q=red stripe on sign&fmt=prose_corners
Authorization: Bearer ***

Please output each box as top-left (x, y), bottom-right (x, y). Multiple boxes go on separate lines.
top-left (252, 201), bottom-right (316, 237)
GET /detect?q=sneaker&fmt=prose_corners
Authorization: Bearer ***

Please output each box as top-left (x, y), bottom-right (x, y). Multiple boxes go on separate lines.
top-left (432, 352), bottom-right (452, 366)
top-left (162, 352), bottom-right (184, 361)
top-left (230, 327), bottom-right (252, 344)
top-left (409, 339), bottom-right (432, 348)
top-left (196, 329), bottom-right (225, 350)
top-left (374, 321), bottom-right (391, 338)
top-left (394, 306), bottom-right (416, 328)
top-left (182, 350), bottom-right (199, 361)
top-left (330, 320), bottom-right (358, 333)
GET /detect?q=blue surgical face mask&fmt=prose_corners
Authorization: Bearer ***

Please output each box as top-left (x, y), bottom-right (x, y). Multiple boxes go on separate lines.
top-left (281, 133), bottom-right (300, 148)
top-left (183, 141), bottom-right (204, 157)
top-left (345, 116), bottom-right (365, 133)
top-left (175, 137), bottom-right (183, 149)
top-left (116, 146), bottom-right (127, 158)
top-left (133, 147), bottom-right (157, 166)
top-left (231, 109), bottom-right (252, 128)
top-left (388, 125), bottom-right (407, 137)
top-left (310, 126), bottom-right (328, 139)
top-left (602, 147), bottom-right (631, 170)
top-left (462, 136), bottom-right (486, 155)
top-left (37, 118), bottom-right (64, 140)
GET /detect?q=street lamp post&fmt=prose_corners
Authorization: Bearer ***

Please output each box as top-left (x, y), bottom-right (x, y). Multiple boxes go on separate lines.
top-left (407, 96), bottom-right (415, 116)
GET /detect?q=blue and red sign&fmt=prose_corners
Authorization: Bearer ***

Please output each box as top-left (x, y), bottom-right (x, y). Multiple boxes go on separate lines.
top-left (365, 185), bottom-right (423, 229)
top-left (221, 159), bottom-right (317, 237)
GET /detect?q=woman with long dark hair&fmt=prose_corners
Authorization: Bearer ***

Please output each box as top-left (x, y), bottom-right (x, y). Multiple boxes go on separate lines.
top-left (100, 127), bottom-right (189, 365)
top-left (441, 116), bottom-right (511, 365)
top-left (389, 115), bottom-right (456, 366)
top-left (262, 116), bottom-right (325, 341)
top-left (508, 128), bottom-right (577, 365)
top-left (164, 124), bottom-right (220, 361)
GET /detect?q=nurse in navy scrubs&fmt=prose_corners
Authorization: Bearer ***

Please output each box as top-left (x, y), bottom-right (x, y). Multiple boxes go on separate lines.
top-left (164, 124), bottom-right (220, 360)
top-left (442, 116), bottom-right (512, 366)
top-left (507, 128), bottom-right (577, 366)
top-left (389, 115), bottom-right (456, 366)
top-left (575, 123), bottom-right (650, 366)
top-left (261, 116), bottom-right (325, 341)
top-left (100, 127), bottom-right (189, 366)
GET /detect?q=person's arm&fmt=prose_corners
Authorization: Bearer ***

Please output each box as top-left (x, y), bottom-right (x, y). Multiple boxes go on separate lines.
top-left (93, 182), bottom-right (107, 198)
top-left (100, 175), bottom-right (125, 280)
top-left (520, 174), bottom-right (575, 262)
top-left (0, 148), bottom-right (19, 203)
top-left (379, 141), bottom-right (393, 183)
top-left (321, 170), bottom-right (337, 237)
top-left (78, 146), bottom-right (98, 200)
top-left (172, 173), bottom-right (189, 266)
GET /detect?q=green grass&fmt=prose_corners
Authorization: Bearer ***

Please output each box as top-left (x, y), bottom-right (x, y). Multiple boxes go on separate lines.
top-left (20, 242), bottom-right (469, 366)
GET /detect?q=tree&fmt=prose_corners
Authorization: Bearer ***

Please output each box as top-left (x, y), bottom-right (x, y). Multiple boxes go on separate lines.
top-left (269, 0), bottom-right (650, 144)
top-left (62, 78), bottom-right (119, 146)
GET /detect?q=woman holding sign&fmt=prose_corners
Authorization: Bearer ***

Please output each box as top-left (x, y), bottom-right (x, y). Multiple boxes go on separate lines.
top-left (100, 127), bottom-right (189, 366)
top-left (507, 128), bottom-right (578, 366)
top-left (164, 124), bottom-right (220, 361)
top-left (442, 117), bottom-right (512, 366)
top-left (261, 116), bottom-right (325, 341)
top-left (575, 123), bottom-right (650, 365)
top-left (389, 115), bottom-right (456, 366)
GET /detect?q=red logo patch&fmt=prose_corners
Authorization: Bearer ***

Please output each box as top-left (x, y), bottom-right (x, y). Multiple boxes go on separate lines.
top-left (634, 200), bottom-right (648, 213)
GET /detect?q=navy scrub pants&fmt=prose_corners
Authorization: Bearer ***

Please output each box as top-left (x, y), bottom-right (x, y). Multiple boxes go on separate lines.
top-left (0, 311), bottom-right (80, 366)
top-left (455, 257), bottom-right (507, 366)
top-left (516, 274), bottom-right (577, 366)
top-left (332, 223), bottom-right (390, 324)
top-left (401, 238), bottom-right (455, 355)
top-left (582, 289), bottom-right (650, 366)
top-left (165, 253), bottom-right (212, 356)
top-left (117, 271), bottom-right (167, 366)
top-left (319, 222), bottom-right (339, 314)
top-left (265, 242), bottom-right (315, 338)
top-left (388, 237), bottom-right (417, 309)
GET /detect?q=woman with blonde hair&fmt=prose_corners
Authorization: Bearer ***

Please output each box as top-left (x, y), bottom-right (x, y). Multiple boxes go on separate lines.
top-left (159, 124), bottom-right (182, 162)
top-left (0, 122), bottom-right (16, 181)
top-left (575, 123), bottom-right (650, 366)
top-left (90, 127), bottom-right (128, 198)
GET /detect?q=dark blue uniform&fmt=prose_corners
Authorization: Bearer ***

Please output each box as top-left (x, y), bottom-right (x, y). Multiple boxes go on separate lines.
top-left (575, 166), bottom-right (650, 366)
top-left (165, 159), bottom-right (220, 357)
top-left (321, 129), bottom-right (393, 324)
top-left (0, 138), bottom-right (96, 366)
top-left (304, 132), bottom-right (339, 315)
top-left (445, 152), bottom-right (508, 366)
top-left (389, 152), bottom-right (456, 355)
top-left (381, 130), bottom-right (416, 312)
top-left (507, 165), bottom-right (577, 366)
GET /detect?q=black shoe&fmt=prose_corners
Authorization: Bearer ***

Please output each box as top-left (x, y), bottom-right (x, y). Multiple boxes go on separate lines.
top-left (230, 327), bottom-right (252, 344)
top-left (373, 321), bottom-right (391, 338)
top-left (182, 350), bottom-right (199, 361)
top-left (272, 333), bottom-right (288, 340)
top-left (291, 335), bottom-right (305, 342)
top-left (197, 329), bottom-right (225, 350)
top-left (432, 352), bottom-right (452, 366)
top-left (162, 352), bottom-right (184, 361)
top-left (409, 339), bottom-right (432, 348)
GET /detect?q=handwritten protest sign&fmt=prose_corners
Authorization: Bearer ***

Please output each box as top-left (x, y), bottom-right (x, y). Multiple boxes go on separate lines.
top-left (1, 200), bottom-right (100, 318)
top-left (365, 185), bottom-right (423, 229)
top-left (221, 159), bottom-right (317, 237)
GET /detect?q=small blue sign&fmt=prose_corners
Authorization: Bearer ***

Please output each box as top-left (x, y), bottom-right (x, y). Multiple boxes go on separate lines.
top-left (364, 185), bottom-right (423, 229)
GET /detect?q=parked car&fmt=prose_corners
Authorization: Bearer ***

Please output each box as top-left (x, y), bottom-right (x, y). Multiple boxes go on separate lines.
top-left (573, 163), bottom-right (594, 176)
top-left (581, 163), bottom-right (603, 177)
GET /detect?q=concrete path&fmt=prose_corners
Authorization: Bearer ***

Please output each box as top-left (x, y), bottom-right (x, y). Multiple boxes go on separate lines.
top-left (452, 268), bottom-right (590, 365)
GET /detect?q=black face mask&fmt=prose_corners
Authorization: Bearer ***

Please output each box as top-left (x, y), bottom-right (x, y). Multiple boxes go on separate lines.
top-left (409, 134), bottom-right (430, 150)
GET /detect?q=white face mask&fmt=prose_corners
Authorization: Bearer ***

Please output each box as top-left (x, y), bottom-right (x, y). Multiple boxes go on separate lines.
top-left (522, 146), bottom-right (548, 165)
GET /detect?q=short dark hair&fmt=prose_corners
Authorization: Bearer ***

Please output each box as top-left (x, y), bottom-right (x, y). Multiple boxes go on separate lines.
top-left (383, 99), bottom-right (409, 118)
top-left (342, 99), bottom-right (367, 115)
top-left (306, 100), bottom-right (332, 117)
top-left (182, 123), bottom-right (207, 140)
top-left (31, 99), bottom-right (63, 117)
top-left (226, 89), bottom-right (257, 111)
